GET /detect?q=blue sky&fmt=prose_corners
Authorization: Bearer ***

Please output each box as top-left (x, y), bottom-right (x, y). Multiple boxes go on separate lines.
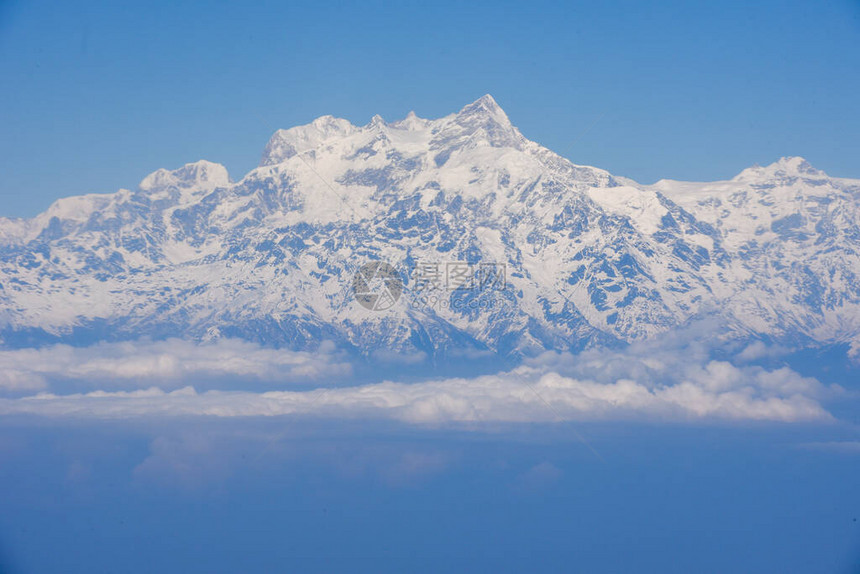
top-left (1, 0), bottom-right (859, 217)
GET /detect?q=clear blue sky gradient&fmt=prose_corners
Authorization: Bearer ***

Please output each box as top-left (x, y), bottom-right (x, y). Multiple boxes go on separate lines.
top-left (1, 0), bottom-right (859, 217)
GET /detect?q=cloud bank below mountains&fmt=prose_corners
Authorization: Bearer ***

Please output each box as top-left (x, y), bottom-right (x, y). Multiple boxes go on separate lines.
top-left (0, 338), bottom-right (352, 392)
top-left (0, 336), bottom-right (839, 425)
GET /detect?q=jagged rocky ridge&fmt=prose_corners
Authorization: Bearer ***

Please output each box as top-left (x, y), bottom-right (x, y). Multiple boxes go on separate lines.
top-left (1, 95), bottom-right (859, 357)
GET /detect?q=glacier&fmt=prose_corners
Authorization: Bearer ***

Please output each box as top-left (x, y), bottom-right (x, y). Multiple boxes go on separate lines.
top-left (1, 94), bottom-right (859, 360)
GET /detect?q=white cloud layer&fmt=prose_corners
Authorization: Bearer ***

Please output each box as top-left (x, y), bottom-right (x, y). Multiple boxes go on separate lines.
top-left (798, 441), bottom-right (860, 454)
top-left (0, 338), bottom-right (351, 392)
top-left (0, 336), bottom-right (837, 424)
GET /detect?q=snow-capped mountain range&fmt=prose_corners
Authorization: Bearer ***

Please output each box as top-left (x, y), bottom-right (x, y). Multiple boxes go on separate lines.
top-left (1, 95), bottom-right (859, 357)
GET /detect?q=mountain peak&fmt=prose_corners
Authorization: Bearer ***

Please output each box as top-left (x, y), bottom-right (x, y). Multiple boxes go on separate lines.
top-left (139, 160), bottom-right (230, 191)
top-left (457, 94), bottom-right (508, 123)
top-left (734, 156), bottom-right (822, 181)
top-left (260, 116), bottom-right (356, 166)
top-left (389, 110), bottom-right (430, 131)
top-left (470, 93), bottom-right (500, 109)
top-left (448, 94), bottom-right (521, 150)
top-left (773, 156), bottom-right (817, 173)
